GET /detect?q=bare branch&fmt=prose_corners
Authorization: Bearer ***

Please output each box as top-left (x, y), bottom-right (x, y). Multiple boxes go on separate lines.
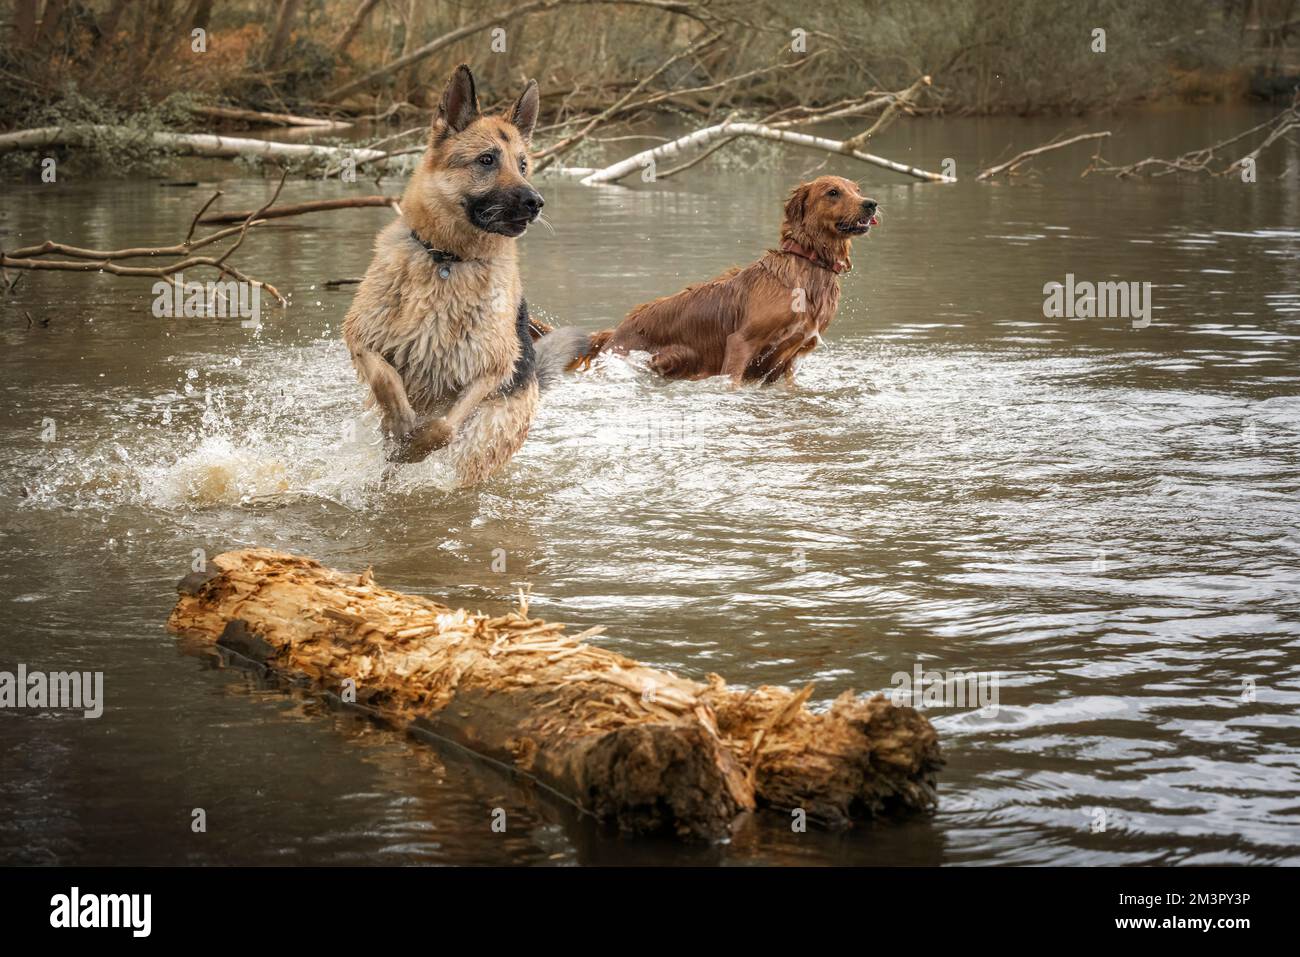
top-left (326, 0), bottom-right (711, 102)
top-left (533, 30), bottom-right (723, 169)
top-left (571, 121), bottom-right (955, 184)
top-left (1085, 94), bottom-right (1299, 178)
top-left (0, 176), bottom-right (295, 307)
top-left (976, 131), bottom-right (1111, 181)
top-left (199, 195), bottom-right (400, 225)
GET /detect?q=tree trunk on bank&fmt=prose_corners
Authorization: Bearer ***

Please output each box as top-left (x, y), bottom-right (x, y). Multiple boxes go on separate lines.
top-left (186, 0), bottom-right (216, 31)
top-left (95, 0), bottom-right (129, 46)
top-left (37, 0), bottom-right (68, 45)
top-left (398, 0), bottom-right (425, 99)
top-left (333, 0), bottom-right (382, 57)
top-left (13, 0), bottom-right (38, 47)
top-left (168, 549), bottom-right (942, 839)
top-left (265, 0), bottom-right (301, 68)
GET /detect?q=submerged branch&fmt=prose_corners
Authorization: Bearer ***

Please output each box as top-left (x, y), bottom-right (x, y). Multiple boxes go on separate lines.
top-left (976, 130), bottom-right (1111, 181)
top-left (198, 195), bottom-right (400, 225)
top-left (0, 172), bottom-right (292, 305)
top-left (1083, 93), bottom-right (1299, 178)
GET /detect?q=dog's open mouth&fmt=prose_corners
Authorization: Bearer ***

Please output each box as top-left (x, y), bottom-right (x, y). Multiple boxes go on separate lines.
top-left (839, 213), bottom-right (880, 235)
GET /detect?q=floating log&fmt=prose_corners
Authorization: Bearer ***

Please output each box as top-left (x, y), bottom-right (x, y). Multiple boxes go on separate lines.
top-left (0, 126), bottom-right (387, 162)
top-left (167, 549), bottom-right (941, 839)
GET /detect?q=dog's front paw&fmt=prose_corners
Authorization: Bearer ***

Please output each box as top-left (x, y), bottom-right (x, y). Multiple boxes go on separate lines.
top-left (391, 417), bottom-right (456, 463)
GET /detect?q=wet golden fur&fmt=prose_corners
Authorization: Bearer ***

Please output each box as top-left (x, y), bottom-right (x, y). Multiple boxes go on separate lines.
top-left (587, 176), bottom-right (878, 384)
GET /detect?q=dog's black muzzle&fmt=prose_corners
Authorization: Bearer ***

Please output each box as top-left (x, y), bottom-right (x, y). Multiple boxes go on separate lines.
top-left (468, 187), bottom-right (545, 237)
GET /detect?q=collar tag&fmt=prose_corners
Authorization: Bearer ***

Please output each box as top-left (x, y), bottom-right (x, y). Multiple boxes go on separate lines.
top-left (411, 229), bottom-right (462, 275)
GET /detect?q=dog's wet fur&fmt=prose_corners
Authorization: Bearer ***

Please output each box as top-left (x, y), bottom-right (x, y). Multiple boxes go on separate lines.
top-left (583, 176), bottom-right (878, 384)
top-left (343, 64), bottom-right (587, 485)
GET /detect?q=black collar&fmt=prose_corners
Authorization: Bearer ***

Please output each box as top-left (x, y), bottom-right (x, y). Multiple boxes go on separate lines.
top-left (410, 229), bottom-right (463, 264)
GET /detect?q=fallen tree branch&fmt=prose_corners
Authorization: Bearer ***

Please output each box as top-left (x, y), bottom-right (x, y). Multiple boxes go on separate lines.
top-left (198, 195), bottom-right (399, 225)
top-left (533, 30), bottom-right (723, 170)
top-left (549, 77), bottom-right (945, 183)
top-left (322, 126), bottom-right (428, 179)
top-left (976, 130), bottom-right (1111, 181)
top-left (651, 82), bottom-right (919, 180)
top-left (1222, 107), bottom-right (1300, 178)
top-left (0, 172), bottom-right (291, 305)
top-left (536, 52), bottom-right (828, 135)
top-left (574, 121), bottom-right (956, 184)
top-left (763, 91), bottom-right (909, 128)
top-left (1084, 93), bottom-right (1299, 178)
top-left (0, 126), bottom-right (387, 164)
top-left (656, 111), bottom-right (743, 179)
top-left (187, 105), bottom-right (352, 129)
top-left (842, 75), bottom-right (932, 150)
top-left (169, 549), bottom-right (941, 838)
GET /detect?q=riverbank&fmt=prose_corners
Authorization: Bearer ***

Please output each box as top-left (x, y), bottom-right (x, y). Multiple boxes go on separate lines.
top-left (2, 0), bottom-right (1296, 180)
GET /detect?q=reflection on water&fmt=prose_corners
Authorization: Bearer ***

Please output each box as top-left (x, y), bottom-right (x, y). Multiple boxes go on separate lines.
top-left (1, 105), bottom-right (1298, 865)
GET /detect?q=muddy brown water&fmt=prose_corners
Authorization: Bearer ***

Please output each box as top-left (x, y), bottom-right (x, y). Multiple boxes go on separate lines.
top-left (1, 105), bottom-right (1298, 865)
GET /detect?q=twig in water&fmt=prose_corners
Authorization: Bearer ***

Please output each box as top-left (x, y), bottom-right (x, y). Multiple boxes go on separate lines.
top-left (1083, 93), bottom-right (1299, 178)
top-left (976, 130), bottom-right (1111, 181)
top-left (0, 171), bottom-right (292, 305)
top-left (198, 195), bottom-right (400, 225)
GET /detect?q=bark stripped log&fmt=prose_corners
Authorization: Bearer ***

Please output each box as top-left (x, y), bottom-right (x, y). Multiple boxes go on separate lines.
top-left (574, 122), bottom-right (956, 184)
top-left (168, 549), bottom-right (941, 839)
top-left (0, 127), bottom-right (386, 163)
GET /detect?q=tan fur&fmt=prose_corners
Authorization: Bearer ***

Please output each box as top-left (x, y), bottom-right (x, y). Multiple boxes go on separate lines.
top-left (343, 64), bottom-right (546, 486)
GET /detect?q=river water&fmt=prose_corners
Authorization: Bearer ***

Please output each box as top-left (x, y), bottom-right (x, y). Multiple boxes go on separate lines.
top-left (1, 105), bottom-right (1298, 865)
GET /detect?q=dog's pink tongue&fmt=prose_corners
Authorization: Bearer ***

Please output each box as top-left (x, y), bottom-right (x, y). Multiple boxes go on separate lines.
top-left (869, 215), bottom-right (879, 226)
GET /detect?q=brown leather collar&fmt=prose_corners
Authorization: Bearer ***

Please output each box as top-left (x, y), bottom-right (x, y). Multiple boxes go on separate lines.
top-left (778, 240), bottom-right (850, 274)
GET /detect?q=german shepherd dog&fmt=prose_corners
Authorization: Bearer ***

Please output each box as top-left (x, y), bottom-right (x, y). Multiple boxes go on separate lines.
top-left (582, 176), bottom-right (878, 384)
top-left (343, 64), bottom-right (587, 485)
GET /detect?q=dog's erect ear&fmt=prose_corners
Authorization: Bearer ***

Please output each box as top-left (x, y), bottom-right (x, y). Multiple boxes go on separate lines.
top-left (509, 79), bottom-right (540, 142)
top-left (783, 183), bottom-right (810, 226)
top-left (437, 64), bottom-right (480, 134)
